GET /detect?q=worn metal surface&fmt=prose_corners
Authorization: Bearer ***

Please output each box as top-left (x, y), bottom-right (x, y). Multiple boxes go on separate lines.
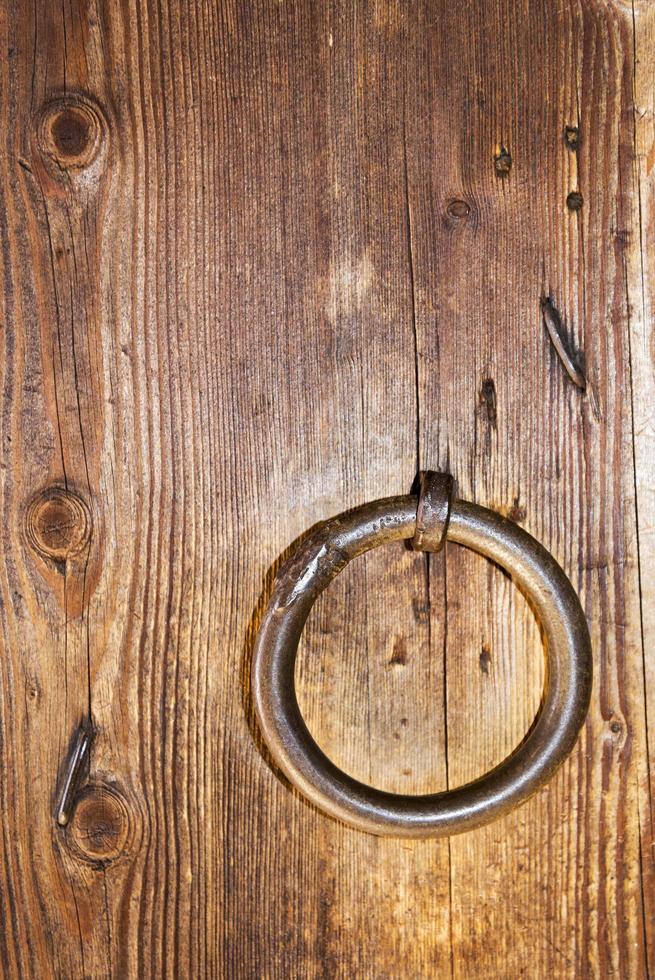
top-left (252, 481), bottom-right (592, 838)
top-left (411, 470), bottom-right (455, 553)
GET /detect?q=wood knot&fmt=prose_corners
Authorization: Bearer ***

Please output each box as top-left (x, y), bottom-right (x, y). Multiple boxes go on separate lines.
top-left (25, 487), bottom-right (91, 563)
top-left (446, 198), bottom-right (471, 219)
top-left (51, 107), bottom-right (93, 160)
top-left (35, 95), bottom-right (106, 174)
top-left (566, 190), bottom-right (584, 211)
top-left (66, 784), bottom-right (130, 865)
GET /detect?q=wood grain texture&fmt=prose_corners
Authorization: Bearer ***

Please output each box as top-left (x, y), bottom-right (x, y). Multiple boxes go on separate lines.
top-left (0, 0), bottom-right (651, 977)
top-left (631, 5), bottom-right (655, 975)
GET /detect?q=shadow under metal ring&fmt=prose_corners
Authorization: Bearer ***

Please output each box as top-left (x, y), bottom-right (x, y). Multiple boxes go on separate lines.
top-left (251, 471), bottom-right (592, 838)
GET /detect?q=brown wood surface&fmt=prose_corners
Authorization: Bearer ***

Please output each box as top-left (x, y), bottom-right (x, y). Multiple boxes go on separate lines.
top-left (0, 0), bottom-right (653, 977)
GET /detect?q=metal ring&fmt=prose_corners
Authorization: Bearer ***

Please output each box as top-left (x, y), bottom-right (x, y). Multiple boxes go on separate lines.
top-left (252, 482), bottom-right (592, 838)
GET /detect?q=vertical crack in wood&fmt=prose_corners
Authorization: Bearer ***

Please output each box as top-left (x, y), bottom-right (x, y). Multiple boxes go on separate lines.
top-left (403, 42), bottom-right (454, 967)
top-left (637, 805), bottom-right (652, 980)
top-left (39, 188), bottom-right (69, 489)
top-left (402, 84), bottom-right (420, 476)
top-left (443, 550), bottom-right (455, 979)
top-left (362, 550), bottom-right (373, 786)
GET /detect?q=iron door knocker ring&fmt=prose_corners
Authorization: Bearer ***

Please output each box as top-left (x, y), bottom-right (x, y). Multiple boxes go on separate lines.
top-left (251, 471), bottom-right (592, 838)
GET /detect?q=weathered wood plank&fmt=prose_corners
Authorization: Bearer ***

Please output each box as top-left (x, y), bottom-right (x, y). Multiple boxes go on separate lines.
top-left (403, 1), bottom-right (651, 976)
top-left (630, 2), bottom-right (655, 974)
top-left (0, 1), bottom-right (651, 978)
top-left (0, 1), bottom-right (141, 976)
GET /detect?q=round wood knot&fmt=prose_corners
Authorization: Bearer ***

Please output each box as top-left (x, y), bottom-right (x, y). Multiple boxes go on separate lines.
top-left (25, 487), bottom-right (91, 563)
top-left (446, 198), bottom-right (471, 219)
top-left (67, 785), bottom-right (130, 864)
top-left (36, 96), bottom-right (105, 171)
top-left (51, 108), bottom-right (92, 158)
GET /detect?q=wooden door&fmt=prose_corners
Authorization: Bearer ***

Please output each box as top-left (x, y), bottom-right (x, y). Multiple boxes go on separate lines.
top-left (0, 1), bottom-right (653, 977)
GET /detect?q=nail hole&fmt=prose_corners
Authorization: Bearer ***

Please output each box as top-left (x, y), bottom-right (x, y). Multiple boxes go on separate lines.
top-left (564, 126), bottom-right (580, 150)
top-left (494, 146), bottom-right (512, 176)
top-left (507, 497), bottom-right (527, 523)
top-left (389, 638), bottom-right (408, 667)
top-left (480, 378), bottom-right (497, 428)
